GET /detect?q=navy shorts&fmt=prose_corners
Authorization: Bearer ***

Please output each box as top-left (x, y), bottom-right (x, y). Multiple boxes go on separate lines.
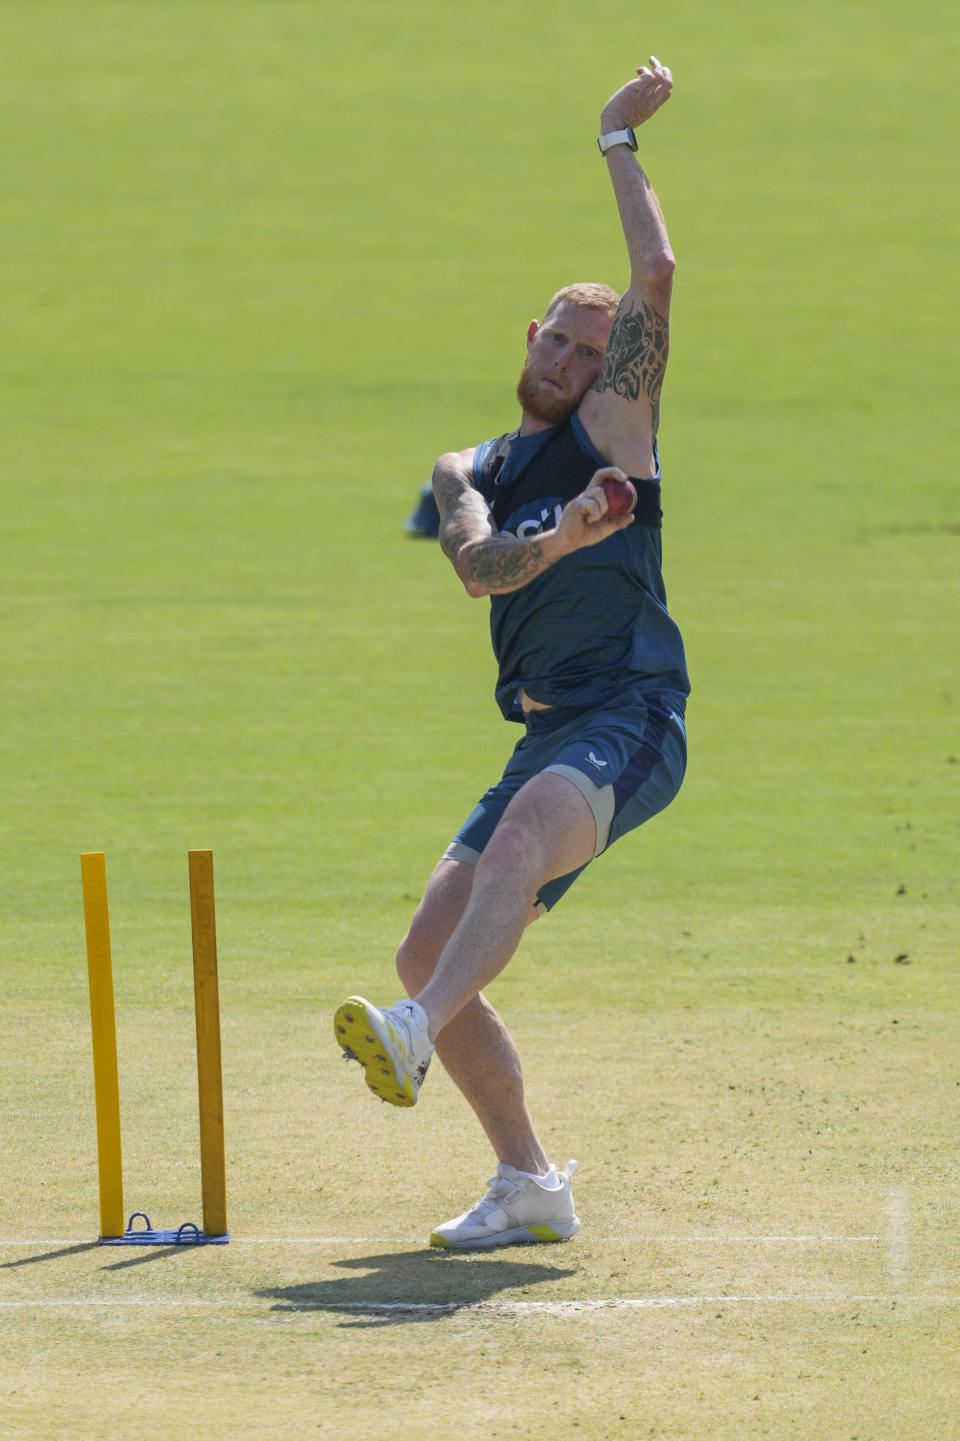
top-left (443, 685), bottom-right (687, 912)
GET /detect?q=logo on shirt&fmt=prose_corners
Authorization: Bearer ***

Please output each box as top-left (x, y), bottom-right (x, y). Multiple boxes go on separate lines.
top-left (587, 752), bottom-right (608, 770)
top-left (499, 503), bottom-right (565, 539)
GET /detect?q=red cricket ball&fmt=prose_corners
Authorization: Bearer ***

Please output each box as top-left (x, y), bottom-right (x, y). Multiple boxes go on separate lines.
top-left (601, 477), bottom-right (637, 516)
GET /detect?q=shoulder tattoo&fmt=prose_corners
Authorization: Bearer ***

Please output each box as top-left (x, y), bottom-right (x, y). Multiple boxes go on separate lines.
top-left (592, 297), bottom-right (669, 433)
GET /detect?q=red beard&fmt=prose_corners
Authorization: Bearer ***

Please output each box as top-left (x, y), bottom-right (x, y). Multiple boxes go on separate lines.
top-left (515, 364), bottom-right (580, 427)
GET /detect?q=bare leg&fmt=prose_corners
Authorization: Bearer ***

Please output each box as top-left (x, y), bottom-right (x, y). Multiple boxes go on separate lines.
top-left (396, 772), bottom-right (597, 1173)
top-left (416, 771), bottom-right (597, 1035)
top-left (397, 858), bottom-right (549, 1173)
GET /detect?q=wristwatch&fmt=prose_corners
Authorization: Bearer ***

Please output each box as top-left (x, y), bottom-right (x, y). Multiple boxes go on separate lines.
top-left (597, 126), bottom-right (638, 156)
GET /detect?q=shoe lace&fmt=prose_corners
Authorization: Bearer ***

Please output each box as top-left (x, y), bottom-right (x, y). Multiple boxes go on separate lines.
top-left (468, 1173), bottom-right (520, 1221)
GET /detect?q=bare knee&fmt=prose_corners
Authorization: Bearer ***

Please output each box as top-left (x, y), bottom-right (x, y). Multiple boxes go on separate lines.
top-left (474, 819), bottom-right (542, 901)
top-left (396, 934), bottom-right (435, 994)
top-left (396, 856), bottom-right (476, 995)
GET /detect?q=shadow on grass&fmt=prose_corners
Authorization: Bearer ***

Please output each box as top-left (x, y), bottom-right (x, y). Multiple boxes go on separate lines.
top-left (0, 1241), bottom-right (217, 1273)
top-left (257, 1249), bottom-right (579, 1328)
top-left (97, 1244), bottom-right (212, 1272)
top-left (1, 1242), bottom-right (101, 1269)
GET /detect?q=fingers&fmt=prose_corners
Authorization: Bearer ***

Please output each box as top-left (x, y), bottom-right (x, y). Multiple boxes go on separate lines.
top-left (568, 489), bottom-right (605, 524)
top-left (638, 56), bottom-right (672, 82)
top-left (602, 57), bottom-right (672, 131)
top-left (567, 487), bottom-right (608, 525)
top-left (558, 480), bottom-right (634, 550)
top-left (635, 56), bottom-right (673, 98)
top-left (583, 467), bottom-right (629, 521)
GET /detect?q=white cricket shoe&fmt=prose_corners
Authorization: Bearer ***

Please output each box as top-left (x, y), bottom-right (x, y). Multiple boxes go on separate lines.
top-left (430, 1160), bottom-right (580, 1249)
top-left (334, 995), bottom-right (433, 1108)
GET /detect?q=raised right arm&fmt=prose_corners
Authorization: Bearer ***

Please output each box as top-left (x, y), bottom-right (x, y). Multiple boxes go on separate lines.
top-left (577, 57), bottom-right (676, 478)
top-left (432, 449), bottom-right (634, 599)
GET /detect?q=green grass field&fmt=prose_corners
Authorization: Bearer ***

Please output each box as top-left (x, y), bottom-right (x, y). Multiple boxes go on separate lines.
top-left (2, 2), bottom-right (958, 1437)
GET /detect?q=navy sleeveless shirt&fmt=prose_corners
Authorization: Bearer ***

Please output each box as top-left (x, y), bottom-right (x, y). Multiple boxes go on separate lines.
top-left (471, 414), bottom-right (690, 721)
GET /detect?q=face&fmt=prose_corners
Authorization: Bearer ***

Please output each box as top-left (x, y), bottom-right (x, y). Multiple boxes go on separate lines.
top-left (515, 300), bottom-right (612, 427)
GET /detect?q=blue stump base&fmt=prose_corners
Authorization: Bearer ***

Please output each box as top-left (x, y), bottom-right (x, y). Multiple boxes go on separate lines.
top-left (100, 1212), bottom-right (230, 1245)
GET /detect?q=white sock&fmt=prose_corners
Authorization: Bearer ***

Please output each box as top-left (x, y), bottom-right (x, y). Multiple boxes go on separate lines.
top-left (520, 1164), bottom-right (559, 1188)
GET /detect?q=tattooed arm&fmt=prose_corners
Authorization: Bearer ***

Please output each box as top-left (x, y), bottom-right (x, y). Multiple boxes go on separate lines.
top-left (577, 58), bottom-right (675, 478)
top-left (433, 449), bottom-right (634, 598)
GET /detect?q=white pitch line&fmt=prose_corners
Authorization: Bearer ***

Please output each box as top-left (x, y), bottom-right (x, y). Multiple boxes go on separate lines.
top-left (304, 1293), bottom-right (954, 1314)
top-left (0, 1234), bottom-right (884, 1249)
top-left (0, 1293), bottom-right (955, 1313)
top-left (236, 1234), bottom-right (885, 1245)
top-left (0, 1237), bottom-right (419, 1248)
top-left (603, 1235), bottom-right (884, 1244)
top-left (0, 1299), bottom-right (231, 1309)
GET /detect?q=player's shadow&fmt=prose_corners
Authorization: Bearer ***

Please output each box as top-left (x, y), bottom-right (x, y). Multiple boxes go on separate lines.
top-left (256, 1249), bottom-right (578, 1328)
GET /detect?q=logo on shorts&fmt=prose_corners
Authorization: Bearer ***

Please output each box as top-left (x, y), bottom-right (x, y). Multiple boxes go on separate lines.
top-left (587, 751), bottom-right (608, 770)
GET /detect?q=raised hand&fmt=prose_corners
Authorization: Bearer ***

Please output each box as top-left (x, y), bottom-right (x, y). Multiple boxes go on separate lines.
top-left (601, 56), bottom-right (673, 133)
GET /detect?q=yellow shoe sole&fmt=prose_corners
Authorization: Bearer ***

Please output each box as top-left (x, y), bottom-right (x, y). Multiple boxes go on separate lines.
top-left (429, 1221), bottom-right (577, 1249)
top-left (334, 998), bottom-right (416, 1108)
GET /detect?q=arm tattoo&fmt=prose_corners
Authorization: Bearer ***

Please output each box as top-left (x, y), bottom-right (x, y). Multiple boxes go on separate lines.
top-left (435, 464), bottom-right (555, 593)
top-left (435, 466), bottom-right (481, 566)
top-left (441, 507), bottom-right (554, 591)
top-left (438, 513), bottom-right (470, 566)
top-left (457, 535), bottom-right (554, 592)
top-left (592, 297), bottom-right (670, 433)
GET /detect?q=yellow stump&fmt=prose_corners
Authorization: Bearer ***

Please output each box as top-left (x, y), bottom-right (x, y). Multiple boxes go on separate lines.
top-left (188, 850), bottom-right (228, 1237)
top-left (80, 852), bottom-right (125, 1239)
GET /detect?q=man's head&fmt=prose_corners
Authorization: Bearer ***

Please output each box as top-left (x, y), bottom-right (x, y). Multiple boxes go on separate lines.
top-left (516, 283), bottom-right (620, 429)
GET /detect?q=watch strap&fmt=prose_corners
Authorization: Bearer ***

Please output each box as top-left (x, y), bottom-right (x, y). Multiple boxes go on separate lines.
top-left (597, 126), bottom-right (638, 155)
